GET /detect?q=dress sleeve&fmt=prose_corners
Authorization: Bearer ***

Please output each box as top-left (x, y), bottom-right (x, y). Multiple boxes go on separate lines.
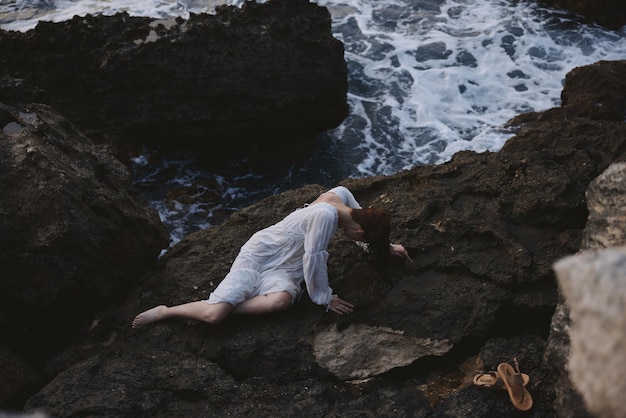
top-left (302, 207), bottom-right (336, 307)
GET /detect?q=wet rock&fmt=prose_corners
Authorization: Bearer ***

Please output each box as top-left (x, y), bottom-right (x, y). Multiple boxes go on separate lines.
top-left (411, 42), bottom-right (453, 62)
top-left (582, 162), bottom-right (626, 249)
top-left (0, 343), bottom-right (43, 409)
top-left (538, 0), bottom-right (626, 30)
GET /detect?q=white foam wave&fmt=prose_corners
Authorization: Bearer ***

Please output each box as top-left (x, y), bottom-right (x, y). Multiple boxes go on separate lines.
top-left (318, 0), bottom-right (626, 175)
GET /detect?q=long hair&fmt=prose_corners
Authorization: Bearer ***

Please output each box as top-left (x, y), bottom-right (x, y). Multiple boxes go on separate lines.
top-left (350, 208), bottom-right (391, 276)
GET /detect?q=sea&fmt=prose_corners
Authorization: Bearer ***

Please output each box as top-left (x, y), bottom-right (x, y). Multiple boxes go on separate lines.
top-left (2, 0), bottom-right (625, 249)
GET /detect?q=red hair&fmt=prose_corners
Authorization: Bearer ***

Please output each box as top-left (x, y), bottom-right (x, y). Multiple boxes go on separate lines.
top-left (350, 208), bottom-right (391, 275)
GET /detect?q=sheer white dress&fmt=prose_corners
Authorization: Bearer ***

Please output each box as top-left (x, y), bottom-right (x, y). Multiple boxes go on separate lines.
top-left (206, 186), bottom-right (361, 309)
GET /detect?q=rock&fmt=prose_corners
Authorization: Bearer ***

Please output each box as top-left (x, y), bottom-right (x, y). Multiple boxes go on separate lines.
top-left (507, 60), bottom-right (626, 126)
top-left (561, 60), bottom-right (626, 122)
top-left (0, 343), bottom-right (43, 408)
top-left (18, 60), bottom-right (626, 416)
top-left (582, 162), bottom-right (626, 249)
top-left (538, 0), bottom-right (626, 30)
top-left (0, 102), bottom-right (168, 368)
top-left (312, 323), bottom-right (452, 381)
top-left (553, 248), bottom-right (626, 418)
top-left (0, 0), bottom-right (624, 411)
top-left (0, 0), bottom-right (348, 155)
top-left (543, 299), bottom-right (591, 417)
top-left (547, 162), bottom-right (626, 417)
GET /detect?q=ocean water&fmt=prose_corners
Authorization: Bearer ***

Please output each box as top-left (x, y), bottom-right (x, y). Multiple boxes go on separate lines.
top-left (2, 0), bottom-right (626, 248)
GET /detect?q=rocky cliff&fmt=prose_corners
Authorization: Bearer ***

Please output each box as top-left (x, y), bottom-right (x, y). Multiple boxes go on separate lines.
top-left (1, 0), bottom-right (625, 416)
top-left (0, 0), bottom-right (348, 154)
top-left (1, 59), bottom-right (620, 417)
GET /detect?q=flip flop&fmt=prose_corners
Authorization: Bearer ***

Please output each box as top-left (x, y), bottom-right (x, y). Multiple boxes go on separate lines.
top-left (473, 371), bottom-right (530, 389)
top-left (497, 360), bottom-right (533, 411)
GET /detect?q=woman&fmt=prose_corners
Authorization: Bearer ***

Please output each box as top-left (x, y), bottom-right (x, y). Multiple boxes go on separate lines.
top-left (132, 186), bottom-right (410, 328)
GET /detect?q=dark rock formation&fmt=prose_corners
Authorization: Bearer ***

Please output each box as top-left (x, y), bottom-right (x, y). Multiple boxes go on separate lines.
top-left (0, 0), bottom-right (348, 154)
top-left (1, 0), bottom-right (625, 415)
top-left (554, 242), bottom-right (626, 418)
top-left (538, 0), bottom-right (626, 30)
top-left (0, 102), bottom-right (168, 407)
top-left (14, 60), bottom-right (626, 417)
top-left (510, 60), bottom-right (626, 125)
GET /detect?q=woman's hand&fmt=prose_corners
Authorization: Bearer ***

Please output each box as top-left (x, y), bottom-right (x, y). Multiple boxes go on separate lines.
top-left (390, 243), bottom-right (413, 263)
top-left (328, 295), bottom-right (354, 315)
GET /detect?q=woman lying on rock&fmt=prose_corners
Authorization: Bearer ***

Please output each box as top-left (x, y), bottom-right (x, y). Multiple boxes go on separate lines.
top-left (131, 186), bottom-right (411, 328)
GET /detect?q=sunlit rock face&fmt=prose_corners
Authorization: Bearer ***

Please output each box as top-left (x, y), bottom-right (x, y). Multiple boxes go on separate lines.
top-left (554, 247), bottom-right (626, 418)
top-left (551, 162), bottom-right (626, 418)
top-left (312, 323), bottom-right (452, 381)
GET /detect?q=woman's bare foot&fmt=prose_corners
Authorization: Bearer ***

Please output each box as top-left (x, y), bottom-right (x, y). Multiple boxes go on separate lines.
top-left (132, 305), bottom-right (168, 328)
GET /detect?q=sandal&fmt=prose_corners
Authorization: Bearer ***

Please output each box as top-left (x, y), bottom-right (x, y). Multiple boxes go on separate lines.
top-left (497, 359), bottom-right (533, 411)
top-left (473, 371), bottom-right (530, 389)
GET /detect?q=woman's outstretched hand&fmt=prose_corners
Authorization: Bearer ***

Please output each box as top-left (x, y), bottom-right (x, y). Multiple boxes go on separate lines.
top-left (390, 243), bottom-right (413, 263)
top-left (329, 295), bottom-right (354, 315)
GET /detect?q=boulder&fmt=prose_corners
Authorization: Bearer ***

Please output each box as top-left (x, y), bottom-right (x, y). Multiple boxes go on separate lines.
top-left (547, 162), bottom-right (626, 417)
top-left (0, 102), bottom-right (168, 382)
top-left (538, 0), bottom-right (626, 30)
top-left (0, 0), bottom-right (348, 154)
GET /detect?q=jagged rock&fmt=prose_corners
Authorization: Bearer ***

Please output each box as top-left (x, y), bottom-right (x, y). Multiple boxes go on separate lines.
top-left (312, 323), bottom-right (452, 381)
top-left (0, 0), bottom-right (624, 412)
top-left (538, 0), bottom-right (626, 30)
top-left (17, 60), bottom-right (626, 417)
top-left (546, 162), bottom-right (626, 417)
top-left (0, 0), bottom-right (348, 154)
top-left (553, 248), bottom-right (626, 418)
top-left (507, 60), bottom-right (626, 127)
top-left (582, 162), bottom-right (626, 249)
top-left (0, 102), bottom-right (168, 376)
top-left (561, 60), bottom-right (626, 122)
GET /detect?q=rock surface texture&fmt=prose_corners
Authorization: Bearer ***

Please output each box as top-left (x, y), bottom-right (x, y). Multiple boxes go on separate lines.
top-left (0, 0), bottom-right (625, 416)
top-left (0, 102), bottom-right (169, 407)
top-left (539, 0), bottom-right (626, 30)
top-left (554, 247), bottom-right (626, 418)
top-left (11, 58), bottom-right (625, 417)
top-left (0, 0), bottom-right (348, 153)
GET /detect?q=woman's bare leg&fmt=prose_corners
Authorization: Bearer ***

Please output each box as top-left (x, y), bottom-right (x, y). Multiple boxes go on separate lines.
top-left (233, 291), bottom-right (293, 315)
top-left (132, 301), bottom-right (235, 328)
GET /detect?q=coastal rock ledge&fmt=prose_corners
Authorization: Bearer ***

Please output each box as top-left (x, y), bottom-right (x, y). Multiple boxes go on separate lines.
top-left (0, 0), bottom-right (625, 416)
top-left (0, 0), bottom-right (348, 154)
top-left (2, 58), bottom-right (623, 417)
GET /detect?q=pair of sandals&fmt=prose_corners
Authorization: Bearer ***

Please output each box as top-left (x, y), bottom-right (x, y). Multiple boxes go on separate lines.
top-left (473, 358), bottom-right (533, 411)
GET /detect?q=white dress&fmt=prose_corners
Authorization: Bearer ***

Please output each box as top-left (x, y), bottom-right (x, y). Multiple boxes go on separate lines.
top-left (206, 186), bottom-right (361, 309)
